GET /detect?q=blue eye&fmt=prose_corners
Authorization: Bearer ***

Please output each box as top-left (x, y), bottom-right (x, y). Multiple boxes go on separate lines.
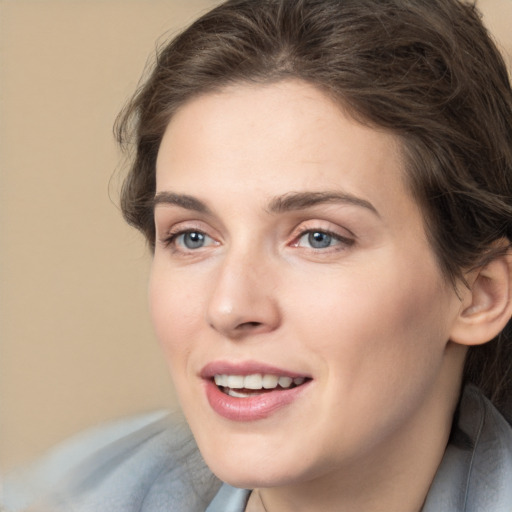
top-left (175, 231), bottom-right (213, 250)
top-left (306, 231), bottom-right (334, 248)
top-left (296, 230), bottom-right (352, 250)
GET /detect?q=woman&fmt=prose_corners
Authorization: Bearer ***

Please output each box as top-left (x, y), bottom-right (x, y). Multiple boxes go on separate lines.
top-left (7, 0), bottom-right (512, 510)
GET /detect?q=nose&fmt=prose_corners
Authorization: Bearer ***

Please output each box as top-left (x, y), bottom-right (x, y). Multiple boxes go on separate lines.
top-left (206, 249), bottom-right (281, 340)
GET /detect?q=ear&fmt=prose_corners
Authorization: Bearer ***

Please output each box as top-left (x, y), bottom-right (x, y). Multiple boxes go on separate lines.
top-left (450, 250), bottom-right (512, 346)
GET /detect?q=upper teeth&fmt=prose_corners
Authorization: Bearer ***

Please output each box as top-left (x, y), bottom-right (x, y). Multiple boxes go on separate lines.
top-left (214, 374), bottom-right (305, 390)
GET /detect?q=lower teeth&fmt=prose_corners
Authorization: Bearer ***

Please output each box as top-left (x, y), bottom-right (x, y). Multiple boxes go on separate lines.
top-left (221, 384), bottom-right (300, 398)
top-left (226, 389), bottom-right (257, 398)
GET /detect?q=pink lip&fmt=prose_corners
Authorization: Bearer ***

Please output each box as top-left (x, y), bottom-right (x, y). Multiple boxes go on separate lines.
top-left (200, 360), bottom-right (312, 422)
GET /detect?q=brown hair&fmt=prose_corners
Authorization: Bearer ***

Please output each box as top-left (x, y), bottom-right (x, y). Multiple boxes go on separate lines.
top-left (116, 0), bottom-right (512, 408)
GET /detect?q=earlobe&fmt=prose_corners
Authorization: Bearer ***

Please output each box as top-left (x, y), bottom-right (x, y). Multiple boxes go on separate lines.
top-left (450, 251), bottom-right (512, 346)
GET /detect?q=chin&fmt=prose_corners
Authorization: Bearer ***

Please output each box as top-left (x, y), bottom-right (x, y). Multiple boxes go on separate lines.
top-left (201, 444), bottom-right (320, 490)
top-left (210, 465), bottom-right (294, 489)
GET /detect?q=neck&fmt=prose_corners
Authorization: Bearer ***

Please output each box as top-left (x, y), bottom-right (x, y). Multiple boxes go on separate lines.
top-left (246, 347), bottom-right (465, 512)
top-left (247, 419), bottom-right (450, 512)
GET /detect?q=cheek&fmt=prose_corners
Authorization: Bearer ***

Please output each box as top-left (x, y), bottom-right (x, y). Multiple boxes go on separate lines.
top-left (149, 267), bottom-right (202, 372)
top-left (290, 258), bottom-right (454, 389)
top-left (284, 262), bottom-right (455, 453)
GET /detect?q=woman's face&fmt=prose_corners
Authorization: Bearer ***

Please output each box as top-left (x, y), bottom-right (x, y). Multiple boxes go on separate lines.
top-left (151, 80), bottom-right (466, 488)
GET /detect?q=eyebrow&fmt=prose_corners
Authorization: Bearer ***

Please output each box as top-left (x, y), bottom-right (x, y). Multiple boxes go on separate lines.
top-left (153, 192), bottom-right (212, 214)
top-left (153, 190), bottom-right (379, 217)
top-left (267, 191), bottom-right (380, 216)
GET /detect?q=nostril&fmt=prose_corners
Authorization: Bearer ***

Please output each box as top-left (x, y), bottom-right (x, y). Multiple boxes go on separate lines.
top-left (238, 321), bottom-right (263, 330)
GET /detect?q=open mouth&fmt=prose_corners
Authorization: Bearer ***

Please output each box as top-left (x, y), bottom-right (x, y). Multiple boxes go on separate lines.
top-left (203, 365), bottom-right (313, 420)
top-left (213, 373), bottom-right (310, 398)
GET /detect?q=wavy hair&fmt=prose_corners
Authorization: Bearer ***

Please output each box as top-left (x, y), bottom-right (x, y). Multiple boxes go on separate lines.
top-left (116, 0), bottom-right (512, 409)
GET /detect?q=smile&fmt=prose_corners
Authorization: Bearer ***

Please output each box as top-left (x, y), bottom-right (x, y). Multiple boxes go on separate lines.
top-left (200, 362), bottom-right (312, 421)
top-left (214, 374), bottom-right (307, 397)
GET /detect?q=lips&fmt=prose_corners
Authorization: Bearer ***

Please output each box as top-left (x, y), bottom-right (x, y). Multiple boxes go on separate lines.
top-left (200, 361), bottom-right (312, 421)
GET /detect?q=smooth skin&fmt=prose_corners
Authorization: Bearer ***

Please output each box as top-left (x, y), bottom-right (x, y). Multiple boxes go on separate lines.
top-left (150, 80), bottom-right (512, 512)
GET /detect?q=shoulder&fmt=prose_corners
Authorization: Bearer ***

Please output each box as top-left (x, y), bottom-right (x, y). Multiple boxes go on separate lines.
top-left (4, 411), bottom-right (221, 512)
top-left (424, 385), bottom-right (512, 512)
top-left (462, 386), bottom-right (512, 510)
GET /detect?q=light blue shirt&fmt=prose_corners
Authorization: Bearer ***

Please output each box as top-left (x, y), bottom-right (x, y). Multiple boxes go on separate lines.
top-left (4, 385), bottom-right (512, 511)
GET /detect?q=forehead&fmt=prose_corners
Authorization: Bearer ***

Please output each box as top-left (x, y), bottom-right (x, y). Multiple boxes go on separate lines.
top-left (156, 80), bottom-right (419, 226)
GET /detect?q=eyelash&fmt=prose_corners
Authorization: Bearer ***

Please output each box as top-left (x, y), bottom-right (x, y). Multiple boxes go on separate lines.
top-left (160, 226), bottom-right (354, 255)
top-left (291, 228), bottom-right (355, 251)
top-left (161, 228), bottom-right (214, 251)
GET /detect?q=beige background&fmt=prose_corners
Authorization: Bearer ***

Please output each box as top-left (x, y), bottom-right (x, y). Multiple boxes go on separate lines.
top-left (1, 0), bottom-right (511, 471)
